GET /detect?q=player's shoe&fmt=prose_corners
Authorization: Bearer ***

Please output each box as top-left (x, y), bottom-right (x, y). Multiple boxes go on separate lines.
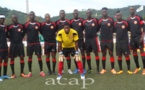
top-left (40, 71), bottom-right (45, 77)
top-left (56, 74), bottom-right (62, 80)
top-left (52, 71), bottom-right (56, 75)
top-left (2, 75), bottom-right (10, 79)
top-left (11, 74), bottom-right (16, 79)
top-left (133, 67), bottom-right (141, 74)
top-left (111, 69), bottom-right (117, 74)
top-left (68, 69), bottom-right (73, 74)
top-left (87, 70), bottom-right (93, 74)
top-left (80, 74), bottom-right (85, 80)
top-left (0, 77), bottom-right (3, 81)
top-left (20, 73), bottom-right (28, 78)
top-left (48, 72), bottom-right (52, 75)
top-left (100, 69), bottom-right (106, 74)
top-left (27, 72), bottom-right (32, 77)
top-left (142, 69), bottom-right (145, 75)
top-left (83, 69), bottom-right (86, 74)
top-left (127, 70), bottom-right (133, 75)
top-left (74, 69), bottom-right (79, 74)
top-left (117, 70), bottom-right (123, 74)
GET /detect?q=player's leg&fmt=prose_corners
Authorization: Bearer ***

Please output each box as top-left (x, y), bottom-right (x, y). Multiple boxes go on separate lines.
top-left (125, 55), bottom-right (132, 74)
top-left (122, 43), bottom-right (132, 74)
top-left (73, 48), bottom-right (85, 79)
top-left (116, 43), bottom-right (123, 74)
top-left (36, 44), bottom-right (45, 77)
top-left (19, 56), bottom-right (27, 77)
top-left (74, 40), bottom-right (86, 74)
top-left (45, 44), bottom-right (52, 75)
top-left (85, 39), bottom-right (92, 73)
top-left (27, 45), bottom-right (33, 77)
top-left (108, 42), bottom-right (116, 74)
top-left (130, 37), bottom-right (141, 74)
top-left (3, 58), bottom-right (10, 79)
top-left (37, 55), bottom-right (45, 76)
top-left (100, 42), bottom-right (107, 74)
top-left (9, 44), bottom-right (16, 78)
top-left (140, 46), bottom-right (145, 75)
top-left (51, 48), bottom-right (56, 75)
top-left (18, 43), bottom-right (27, 77)
top-left (10, 57), bottom-right (15, 78)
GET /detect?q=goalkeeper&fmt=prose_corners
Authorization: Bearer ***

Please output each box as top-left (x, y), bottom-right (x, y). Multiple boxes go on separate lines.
top-left (56, 23), bottom-right (85, 80)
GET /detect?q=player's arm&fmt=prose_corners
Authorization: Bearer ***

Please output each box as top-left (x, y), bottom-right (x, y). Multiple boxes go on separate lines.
top-left (6, 25), bottom-right (10, 39)
top-left (73, 31), bottom-right (79, 52)
top-left (96, 18), bottom-right (100, 33)
top-left (22, 24), bottom-right (26, 38)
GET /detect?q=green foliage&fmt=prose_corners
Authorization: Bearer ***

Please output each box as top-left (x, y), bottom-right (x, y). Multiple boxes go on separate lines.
top-left (0, 7), bottom-right (43, 24)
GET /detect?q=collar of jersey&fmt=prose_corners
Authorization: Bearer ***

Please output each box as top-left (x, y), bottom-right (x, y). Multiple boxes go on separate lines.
top-left (117, 21), bottom-right (123, 24)
top-left (30, 22), bottom-right (36, 25)
top-left (45, 23), bottom-right (51, 26)
top-left (60, 20), bottom-right (66, 22)
top-left (87, 19), bottom-right (92, 22)
top-left (130, 17), bottom-right (135, 19)
top-left (13, 25), bottom-right (19, 28)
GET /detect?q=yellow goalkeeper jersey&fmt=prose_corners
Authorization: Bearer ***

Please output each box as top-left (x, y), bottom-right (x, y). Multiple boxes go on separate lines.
top-left (56, 28), bottom-right (79, 48)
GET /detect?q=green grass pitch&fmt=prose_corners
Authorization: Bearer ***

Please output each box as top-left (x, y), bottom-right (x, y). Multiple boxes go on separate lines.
top-left (0, 48), bottom-right (145, 90)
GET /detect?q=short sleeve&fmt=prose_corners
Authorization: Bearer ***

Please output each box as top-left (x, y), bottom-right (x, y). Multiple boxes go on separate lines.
top-left (56, 32), bottom-right (62, 42)
top-left (73, 31), bottom-right (79, 41)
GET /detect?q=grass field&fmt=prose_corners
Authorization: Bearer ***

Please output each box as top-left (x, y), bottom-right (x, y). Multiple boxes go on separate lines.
top-left (0, 49), bottom-right (145, 90)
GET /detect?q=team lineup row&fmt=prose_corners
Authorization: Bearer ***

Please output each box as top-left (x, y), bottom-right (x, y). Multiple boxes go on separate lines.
top-left (0, 6), bottom-right (145, 81)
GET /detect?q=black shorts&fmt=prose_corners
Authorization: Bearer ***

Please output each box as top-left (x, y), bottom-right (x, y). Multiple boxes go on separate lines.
top-left (9, 43), bottom-right (25, 57)
top-left (0, 49), bottom-right (8, 59)
top-left (130, 36), bottom-right (143, 50)
top-left (85, 38), bottom-right (98, 53)
top-left (62, 48), bottom-right (75, 57)
top-left (78, 39), bottom-right (85, 50)
top-left (27, 43), bottom-right (42, 56)
top-left (116, 42), bottom-right (130, 56)
top-left (44, 43), bottom-right (56, 54)
top-left (100, 41), bottom-right (113, 52)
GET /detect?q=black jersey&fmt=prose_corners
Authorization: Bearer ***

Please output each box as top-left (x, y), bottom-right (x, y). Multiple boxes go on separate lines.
top-left (40, 22), bottom-right (57, 43)
top-left (8, 23), bottom-right (25, 44)
top-left (55, 19), bottom-right (71, 31)
top-left (0, 24), bottom-right (8, 49)
top-left (25, 21), bottom-right (41, 43)
top-left (127, 15), bottom-right (144, 37)
top-left (114, 20), bottom-right (129, 43)
top-left (70, 18), bottom-right (84, 40)
top-left (99, 17), bottom-right (114, 41)
top-left (83, 18), bottom-right (99, 39)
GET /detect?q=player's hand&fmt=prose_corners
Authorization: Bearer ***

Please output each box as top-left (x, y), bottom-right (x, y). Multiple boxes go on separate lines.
top-left (139, 37), bottom-right (143, 43)
top-left (75, 51), bottom-right (79, 55)
top-left (59, 51), bottom-right (63, 55)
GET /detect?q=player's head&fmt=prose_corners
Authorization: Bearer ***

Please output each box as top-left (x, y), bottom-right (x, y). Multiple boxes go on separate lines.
top-left (86, 9), bottom-right (92, 18)
top-left (0, 14), bottom-right (5, 24)
top-left (45, 13), bottom-right (50, 22)
top-left (102, 7), bottom-right (108, 17)
top-left (63, 23), bottom-right (70, 34)
top-left (73, 9), bottom-right (79, 19)
top-left (29, 11), bottom-right (35, 21)
top-left (59, 10), bottom-right (65, 19)
top-left (116, 11), bottom-right (122, 21)
top-left (11, 14), bottom-right (18, 24)
top-left (129, 6), bottom-right (135, 15)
